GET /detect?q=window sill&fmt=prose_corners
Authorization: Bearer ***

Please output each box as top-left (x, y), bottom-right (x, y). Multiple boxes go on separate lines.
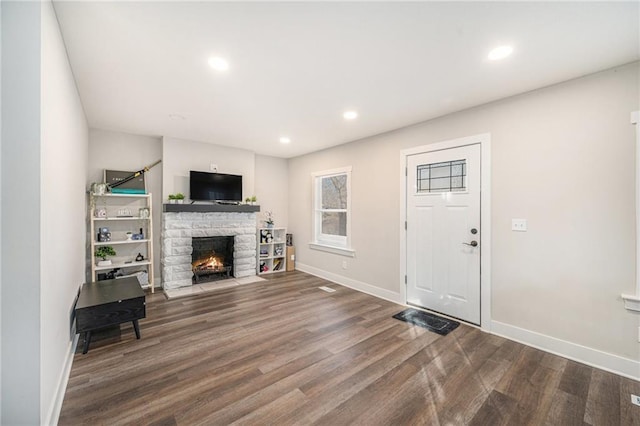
top-left (309, 242), bottom-right (355, 257)
top-left (621, 294), bottom-right (640, 312)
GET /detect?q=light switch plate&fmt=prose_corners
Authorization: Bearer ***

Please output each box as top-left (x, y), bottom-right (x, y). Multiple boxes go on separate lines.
top-left (512, 219), bottom-right (527, 232)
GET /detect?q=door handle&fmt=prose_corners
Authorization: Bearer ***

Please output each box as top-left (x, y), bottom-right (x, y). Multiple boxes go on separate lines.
top-left (463, 241), bottom-right (478, 247)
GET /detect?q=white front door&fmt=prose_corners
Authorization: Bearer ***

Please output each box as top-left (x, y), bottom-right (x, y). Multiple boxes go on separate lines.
top-left (406, 143), bottom-right (481, 324)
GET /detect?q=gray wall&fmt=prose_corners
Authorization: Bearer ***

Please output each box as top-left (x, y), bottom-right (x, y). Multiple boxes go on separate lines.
top-left (1, 2), bottom-right (88, 423)
top-left (0, 0), bottom-right (3, 420)
top-left (1, 2), bottom-right (42, 424)
top-left (255, 154), bottom-right (288, 229)
top-left (162, 136), bottom-right (255, 201)
top-left (88, 129), bottom-right (162, 285)
top-left (40, 1), bottom-right (88, 422)
top-left (288, 62), bottom-right (639, 363)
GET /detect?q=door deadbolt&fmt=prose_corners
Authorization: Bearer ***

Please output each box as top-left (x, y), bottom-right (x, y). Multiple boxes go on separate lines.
top-left (470, 228), bottom-right (478, 234)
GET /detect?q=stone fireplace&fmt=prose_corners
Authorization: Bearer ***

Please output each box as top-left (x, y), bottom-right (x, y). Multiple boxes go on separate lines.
top-left (161, 205), bottom-right (258, 290)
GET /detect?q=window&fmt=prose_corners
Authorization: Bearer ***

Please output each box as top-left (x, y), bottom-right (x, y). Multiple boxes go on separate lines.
top-left (311, 166), bottom-right (353, 256)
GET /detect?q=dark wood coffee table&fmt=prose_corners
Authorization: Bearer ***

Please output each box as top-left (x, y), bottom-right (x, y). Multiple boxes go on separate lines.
top-left (75, 277), bottom-right (146, 354)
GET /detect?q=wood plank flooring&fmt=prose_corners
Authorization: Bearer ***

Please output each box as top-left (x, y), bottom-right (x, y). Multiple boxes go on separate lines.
top-left (59, 271), bottom-right (640, 425)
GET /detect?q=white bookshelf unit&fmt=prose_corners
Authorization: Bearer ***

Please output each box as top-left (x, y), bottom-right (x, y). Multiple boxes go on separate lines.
top-left (89, 193), bottom-right (154, 292)
top-left (257, 227), bottom-right (286, 275)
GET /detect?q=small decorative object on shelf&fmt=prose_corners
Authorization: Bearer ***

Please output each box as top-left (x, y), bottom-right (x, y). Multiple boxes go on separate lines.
top-left (167, 193), bottom-right (185, 204)
top-left (273, 258), bottom-right (283, 271)
top-left (130, 227), bottom-right (144, 240)
top-left (98, 227), bottom-right (111, 242)
top-left (90, 182), bottom-right (108, 196)
top-left (251, 195), bottom-right (257, 205)
top-left (139, 207), bottom-right (150, 219)
top-left (95, 246), bottom-right (116, 266)
top-left (95, 208), bottom-right (107, 218)
top-left (126, 232), bottom-right (133, 241)
top-left (260, 229), bottom-right (273, 243)
top-left (264, 211), bottom-right (274, 228)
top-left (117, 208), bottom-right (133, 217)
top-left (105, 169), bottom-right (147, 195)
top-left (135, 252), bottom-right (145, 262)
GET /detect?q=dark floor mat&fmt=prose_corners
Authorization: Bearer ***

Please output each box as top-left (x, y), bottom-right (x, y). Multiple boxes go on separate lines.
top-left (392, 308), bottom-right (460, 335)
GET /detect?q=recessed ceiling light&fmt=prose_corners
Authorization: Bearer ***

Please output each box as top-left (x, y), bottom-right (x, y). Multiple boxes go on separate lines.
top-left (279, 136), bottom-right (291, 144)
top-left (343, 110), bottom-right (358, 120)
top-left (168, 114), bottom-right (186, 120)
top-left (488, 45), bottom-right (513, 61)
top-left (208, 56), bottom-right (229, 72)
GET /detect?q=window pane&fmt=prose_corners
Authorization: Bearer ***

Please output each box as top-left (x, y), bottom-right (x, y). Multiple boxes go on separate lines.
top-left (322, 212), bottom-right (347, 236)
top-left (429, 163), bottom-right (450, 179)
top-left (322, 175), bottom-right (347, 209)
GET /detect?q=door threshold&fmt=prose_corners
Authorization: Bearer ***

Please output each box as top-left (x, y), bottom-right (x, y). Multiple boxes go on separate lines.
top-left (406, 302), bottom-right (480, 328)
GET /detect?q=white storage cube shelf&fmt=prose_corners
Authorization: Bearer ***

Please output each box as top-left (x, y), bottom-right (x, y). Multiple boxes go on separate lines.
top-left (257, 227), bottom-right (286, 275)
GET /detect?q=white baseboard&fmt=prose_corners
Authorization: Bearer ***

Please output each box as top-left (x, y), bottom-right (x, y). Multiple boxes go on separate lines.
top-left (491, 320), bottom-right (640, 381)
top-left (295, 263), bottom-right (402, 304)
top-left (44, 334), bottom-right (78, 426)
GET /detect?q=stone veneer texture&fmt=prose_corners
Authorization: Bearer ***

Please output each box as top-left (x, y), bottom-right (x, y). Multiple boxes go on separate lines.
top-left (161, 212), bottom-right (257, 289)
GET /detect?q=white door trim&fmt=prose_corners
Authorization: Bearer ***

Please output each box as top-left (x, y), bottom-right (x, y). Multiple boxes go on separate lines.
top-left (400, 133), bottom-right (492, 331)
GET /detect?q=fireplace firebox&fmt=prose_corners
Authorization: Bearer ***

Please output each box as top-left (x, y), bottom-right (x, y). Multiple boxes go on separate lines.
top-left (191, 236), bottom-right (234, 283)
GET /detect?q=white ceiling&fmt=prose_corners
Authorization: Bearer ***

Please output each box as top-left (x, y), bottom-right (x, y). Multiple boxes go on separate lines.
top-left (53, 1), bottom-right (639, 158)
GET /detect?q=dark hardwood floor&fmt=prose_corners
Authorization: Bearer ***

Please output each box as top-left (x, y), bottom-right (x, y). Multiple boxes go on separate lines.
top-left (59, 271), bottom-right (640, 425)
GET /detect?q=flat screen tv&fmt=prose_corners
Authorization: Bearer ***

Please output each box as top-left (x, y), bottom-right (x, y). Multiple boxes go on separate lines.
top-left (190, 171), bottom-right (243, 202)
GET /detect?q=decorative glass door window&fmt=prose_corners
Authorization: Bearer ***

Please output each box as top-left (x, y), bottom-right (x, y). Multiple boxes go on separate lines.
top-left (417, 159), bottom-right (466, 193)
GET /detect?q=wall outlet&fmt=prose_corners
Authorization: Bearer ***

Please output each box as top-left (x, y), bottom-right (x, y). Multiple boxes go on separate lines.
top-left (512, 218), bottom-right (527, 232)
top-left (342, 260), bottom-right (348, 270)
top-left (631, 394), bottom-right (640, 407)
top-left (210, 163), bottom-right (218, 172)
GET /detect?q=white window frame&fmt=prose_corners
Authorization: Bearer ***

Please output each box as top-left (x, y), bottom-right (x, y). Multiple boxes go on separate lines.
top-left (622, 111), bottom-right (640, 311)
top-left (309, 166), bottom-right (355, 257)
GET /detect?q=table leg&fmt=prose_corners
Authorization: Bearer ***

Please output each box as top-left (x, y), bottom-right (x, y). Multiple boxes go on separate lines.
top-left (132, 320), bottom-right (141, 339)
top-left (82, 331), bottom-right (92, 354)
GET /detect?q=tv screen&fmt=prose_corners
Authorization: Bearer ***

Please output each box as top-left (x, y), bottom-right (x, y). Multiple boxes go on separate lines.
top-left (190, 171), bottom-right (243, 202)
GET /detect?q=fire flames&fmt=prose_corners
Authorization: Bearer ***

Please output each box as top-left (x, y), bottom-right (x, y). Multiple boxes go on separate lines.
top-left (192, 255), bottom-right (224, 271)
